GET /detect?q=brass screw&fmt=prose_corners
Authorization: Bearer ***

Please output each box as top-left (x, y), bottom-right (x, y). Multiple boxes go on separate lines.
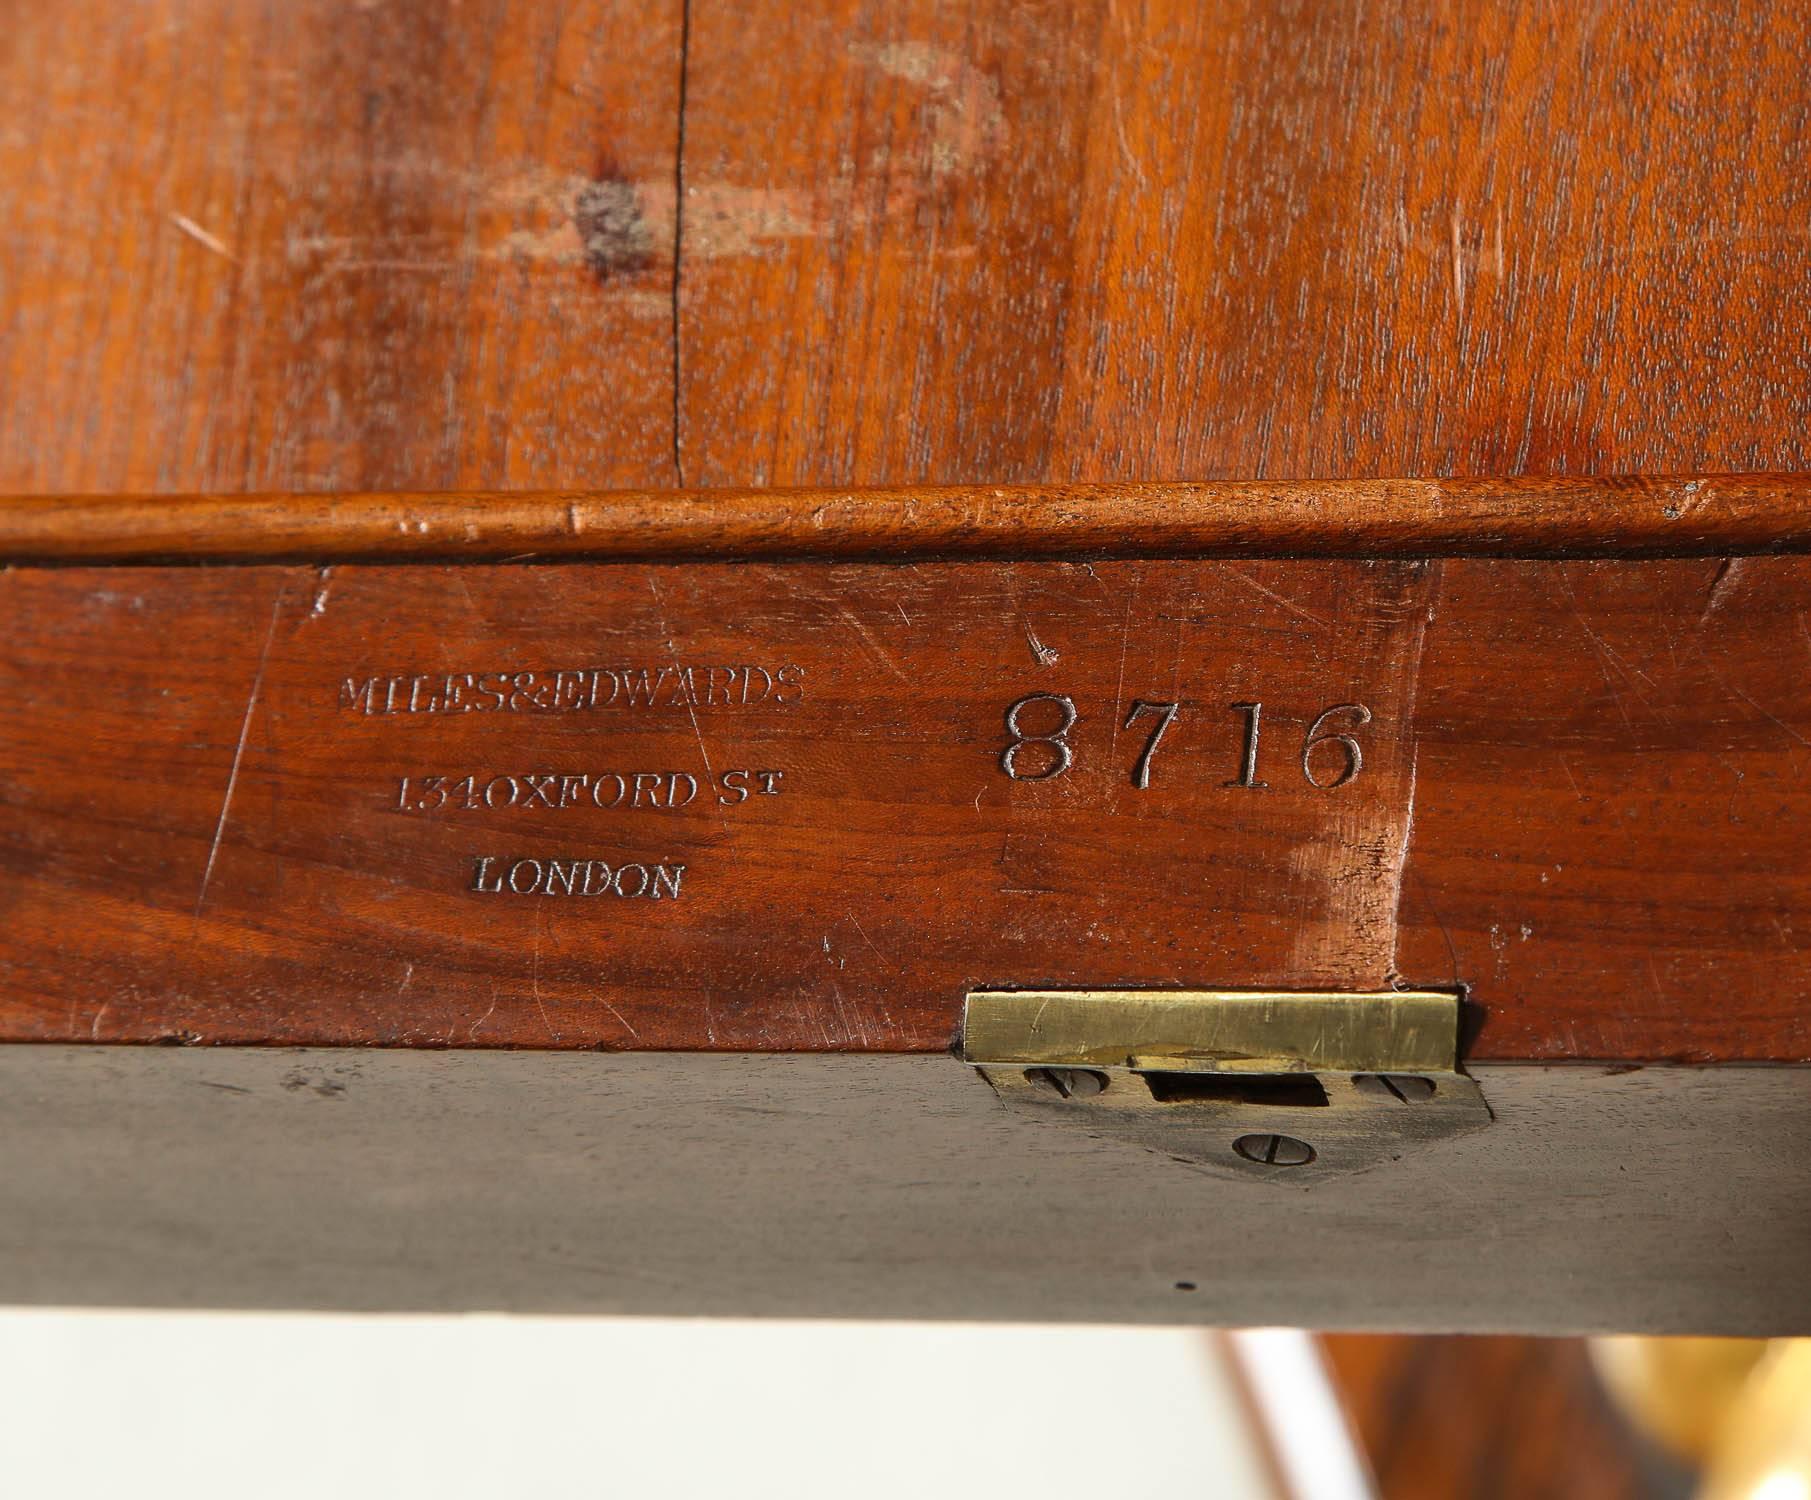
top-left (1023, 1067), bottom-right (1108, 1099)
top-left (1232, 1133), bottom-right (1316, 1167)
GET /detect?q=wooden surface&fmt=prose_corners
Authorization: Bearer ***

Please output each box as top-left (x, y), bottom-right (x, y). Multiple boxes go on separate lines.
top-left (1, 2), bottom-right (1808, 496)
top-left (6, 476), bottom-right (1811, 563)
top-left (1322, 1335), bottom-right (1678, 1499)
top-left (5, 0), bottom-right (1810, 1337)
top-left (0, 1051), bottom-right (1804, 1333)
top-left (7, 1), bottom-right (1810, 1065)
top-left (3, 556), bottom-right (1809, 1061)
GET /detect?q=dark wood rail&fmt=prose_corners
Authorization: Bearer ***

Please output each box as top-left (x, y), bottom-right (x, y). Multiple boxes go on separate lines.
top-left (6, 475), bottom-right (1811, 563)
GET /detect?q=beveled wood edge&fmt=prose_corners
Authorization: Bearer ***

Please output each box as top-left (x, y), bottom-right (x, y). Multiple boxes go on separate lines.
top-left (3, 475), bottom-right (1809, 563)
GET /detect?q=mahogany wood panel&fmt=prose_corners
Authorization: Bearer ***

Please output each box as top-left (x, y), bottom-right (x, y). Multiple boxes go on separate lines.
top-left (1398, 557), bottom-right (1811, 1061)
top-left (2, 556), bottom-right (1808, 1060)
top-left (0, 0), bottom-right (682, 495)
top-left (4, 476), bottom-right (1811, 564)
top-left (3, 1), bottom-right (1809, 495)
top-left (681, 0), bottom-right (1811, 486)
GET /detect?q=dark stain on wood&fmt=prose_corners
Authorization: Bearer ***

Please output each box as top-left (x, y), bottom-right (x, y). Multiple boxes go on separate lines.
top-left (574, 178), bottom-right (657, 280)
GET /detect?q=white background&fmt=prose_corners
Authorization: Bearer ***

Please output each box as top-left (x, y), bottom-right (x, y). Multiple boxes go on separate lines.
top-left (0, 1313), bottom-right (1295, 1499)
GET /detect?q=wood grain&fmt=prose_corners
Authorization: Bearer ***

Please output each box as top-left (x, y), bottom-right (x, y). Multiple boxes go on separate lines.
top-left (6, 0), bottom-right (1810, 1337)
top-left (0, 0), bottom-right (681, 496)
top-left (4, 476), bottom-right (1811, 563)
top-left (680, 0), bottom-right (1811, 485)
top-left (3, 2), bottom-right (1809, 495)
top-left (4, 556), bottom-right (1809, 1061)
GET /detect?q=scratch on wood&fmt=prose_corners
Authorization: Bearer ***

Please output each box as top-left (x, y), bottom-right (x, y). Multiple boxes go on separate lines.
top-left (171, 213), bottom-right (235, 261)
top-left (1556, 572), bottom-right (1656, 729)
top-left (598, 996), bottom-right (642, 1042)
top-left (1023, 622), bottom-right (1059, 666)
top-left (531, 912), bottom-right (559, 1042)
top-left (827, 978), bottom-right (869, 1046)
top-left (194, 585), bottom-right (284, 921)
top-left (1717, 672), bottom-right (1811, 749)
top-left (1384, 564), bottom-right (1438, 979)
top-left (847, 912), bottom-right (898, 971)
top-left (309, 566), bottom-right (332, 618)
top-left (1107, 573), bottom-right (1140, 764)
top-left (452, 571), bottom-right (488, 631)
top-left (1698, 557), bottom-right (1745, 627)
top-left (1557, 752), bottom-right (1585, 800)
top-left (1221, 566), bottom-right (1330, 629)
top-left (646, 574), bottom-right (716, 779)
top-left (834, 602), bottom-right (910, 684)
top-left (467, 994), bottom-right (499, 1041)
top-left (1409, 865), bottom-right (1462, 986)
top-left (1386, 750), bottom-right (1419, 981)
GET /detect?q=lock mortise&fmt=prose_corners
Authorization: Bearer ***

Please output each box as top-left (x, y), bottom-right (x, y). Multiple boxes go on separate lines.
top-left (960, 989), bottom-right (1491, 1182)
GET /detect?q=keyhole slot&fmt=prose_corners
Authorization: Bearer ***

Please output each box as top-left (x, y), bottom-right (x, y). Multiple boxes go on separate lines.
top-left (1139, 1072), bottom-right (1329, 1108)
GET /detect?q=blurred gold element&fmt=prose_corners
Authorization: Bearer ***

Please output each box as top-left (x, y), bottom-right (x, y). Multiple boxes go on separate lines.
top-left (1699, 1341), bottom-right (1811, 1500)
top-left (1590, 1337), bottom-right (1811, 1500)
top-left (1592, 1338), bottom-right (1770, 1465)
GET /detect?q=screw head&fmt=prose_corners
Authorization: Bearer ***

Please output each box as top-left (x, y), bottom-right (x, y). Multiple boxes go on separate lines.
top-left (1232, 1132), bottom-right (1316, 1167)
top-left (1022, 1066), bottom-right (1108, 1099)
top-left (1352, 1074), bottom-right (1437, 1103)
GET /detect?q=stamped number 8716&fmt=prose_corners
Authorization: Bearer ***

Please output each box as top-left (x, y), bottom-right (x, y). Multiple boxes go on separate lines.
top-left (999, 693), bottom-right (1371, 791)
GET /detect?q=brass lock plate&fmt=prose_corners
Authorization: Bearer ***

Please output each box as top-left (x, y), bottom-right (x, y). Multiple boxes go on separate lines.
top-left (961, 989), bottom-right (1491, 1183)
